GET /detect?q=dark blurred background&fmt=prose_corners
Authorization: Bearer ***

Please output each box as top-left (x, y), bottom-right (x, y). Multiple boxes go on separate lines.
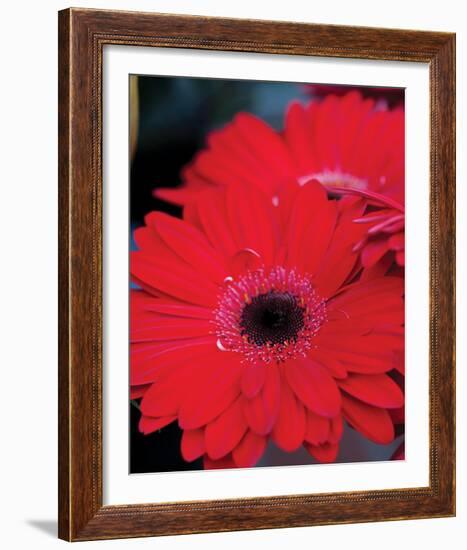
top-left (129, 75), bottom-right (403, 473)
top-left (130, 76), bottom-right (311, 226)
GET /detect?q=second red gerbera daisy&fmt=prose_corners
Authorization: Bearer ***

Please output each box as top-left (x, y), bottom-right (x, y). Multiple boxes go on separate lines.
top-left (132, 181), bottom-right (404, 468)
top-left (154, 91), bottom-right (404, 207)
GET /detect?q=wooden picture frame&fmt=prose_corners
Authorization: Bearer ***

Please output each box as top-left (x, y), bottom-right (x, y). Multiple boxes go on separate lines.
top-left (58, 7), bottom-right (455, 541)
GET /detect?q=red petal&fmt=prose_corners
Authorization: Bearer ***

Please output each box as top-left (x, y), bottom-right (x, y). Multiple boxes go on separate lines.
top-left (328, 415), bottom-right (344, 444)
top-left (333, 351), bottom-right (397, 374)
top-left (305, 409), bottom-right (330, 445)
top-left (342, 394), bottom-right (395, 444)
top-left (241, 363), bottom-right (267, 398)
top-left (272, 378), bottom-right (306, 451)
top-left (132, 294), bottom-right (212, 321)
top-left (243, 365), bottom-right (280, 434)
top-left (205, 397), bottom-right (248, 460)
top-left (130, 338), bottom-right (215, 385)
top-left (360, 253), bottom-right (393, 281)
top-left (190, 148), bottom-right (247, 189)
top-left (319, 317), bottom-right (371, 337)
top-left (228, 248), bottom-right (262, 277)
top-left (227, 183), bottom-right (276, 265)
top-left (393, 349), bottom-right (405, 374)
top-left (131, 317), bottom-right (213, 343)
top-left (140, 371), bottom-right (191, 417)
top-left (203, 454), bottom-right (237, 470)
top-left (206, 123), bottom-right (271, 187)
top-left (178, 355), bottom-right (243, 429)
top-left (183, 200), bottom-right (203, 229)
top-left (234, 113), bottom-right (296, 185)
top-left (131, 251), bottom-right (218, 308)
top-left (286, 359), bottom-right (341, 417)
top-left (338, 374), bottom-right (404, 408)
top-left (138, 351), bottom-right (226, 416)
top-left (130, 384), bottom-right (150, 399)
top-left (313, 197), bottom-right (366, 298)
top-left (232, 431), bottom-right (267, 468)
top-left (329, 277), bottom-right (403, 319)
top-left (389, 406), bottom-right (405, 425)
top-left (361, 238), bottom-right (389, 268)
top-left (196, 120), bottom-right (280, 195)
top-left (284, 101), bottom-right (314, 173)
top-left (181, 428), bottom-right (205, 462)
top-left (304, 442), bottom-right (339, 463)
top-left (310, 350), bottom-right (348, 379)
top-left (196, 188), bottom-right (237, 257)
top-left (303, 205), bottom-right (338, 274)
top-left (317, 334), bottom-right (403, 355)
top-left (388, 232), bottom-right (405, 251)
top-left (149, 211), bottom-right (226, 283)
top-left (285, 181), bottom-right (335, 270)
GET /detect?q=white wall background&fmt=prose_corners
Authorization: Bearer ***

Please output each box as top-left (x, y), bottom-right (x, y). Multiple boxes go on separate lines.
top-left (0, 0), bottom-right (464, 548)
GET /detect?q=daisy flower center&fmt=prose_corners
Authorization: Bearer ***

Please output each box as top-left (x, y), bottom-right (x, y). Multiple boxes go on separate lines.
top-left (214, 266), bottom-right (326, 364)
top-left (240, 291), bottom-right (305, 347)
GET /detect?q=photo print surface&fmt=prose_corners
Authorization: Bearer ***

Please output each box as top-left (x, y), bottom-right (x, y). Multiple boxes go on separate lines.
top-left (129, 76), bottom-right (405, 474)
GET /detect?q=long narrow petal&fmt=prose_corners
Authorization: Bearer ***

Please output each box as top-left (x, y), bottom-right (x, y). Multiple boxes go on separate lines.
top-left (286, 359), bottom-right (341, 417)
top-left (361, 238), bottom-right (389, 268)
top-left (131, 318), bottom-right (213, 343)
top-left (342, 394), bottom-right (394, 444)
top-left (131, 252), bottom-right (219, 307)
top-left (181, 428), bottom-right (205, 462)
top-left (232, 431), bottom-right (267, 468)
top-left (227, 183), bottom-right (276, 265)
top-left (328, 415), bottom-right (344, 444)
top-left (338, 374), bottom-right (404, 408)
top-left (241, 362), bottom-right (267, 399)
top-left (304, 409), bottom-right (330, 445)
top-left (132, 294), bottom-right (213, 321)
top-left (196, 188), bottom-right (237, 257)
top-left (272, 378), bottom-right (306, 451)
top-left (149, 211), bottom-right (227, 283)
top-left (243, 365), bottom-right (280, 435)
top-left (234, 113), bottom-right (297, 183)
top-left (310, 350), bottom-right (348, 379)
top-left (312, 197), bottom-right (366, 298)
top-left (286, 181), bottom-right (335, 271)
top-left (203, 454), bottom-right (237, 470)
top-left (130, 338), bottom-right (216, 385)
top-left (205, 397), bottom-right (248, 460)
top-left (178, 355), bottom-right (243, 429)
top-left (304, 442), bottom-right (339, 463)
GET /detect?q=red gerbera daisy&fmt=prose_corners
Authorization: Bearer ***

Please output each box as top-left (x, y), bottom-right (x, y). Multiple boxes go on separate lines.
top-left (132, 181), bottom-right (404, 469)
top-left (154, 91), bottom-right (404, 208)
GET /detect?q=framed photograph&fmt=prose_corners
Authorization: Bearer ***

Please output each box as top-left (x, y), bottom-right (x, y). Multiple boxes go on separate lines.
top-left (58, 8), bottom-right (455, 541)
